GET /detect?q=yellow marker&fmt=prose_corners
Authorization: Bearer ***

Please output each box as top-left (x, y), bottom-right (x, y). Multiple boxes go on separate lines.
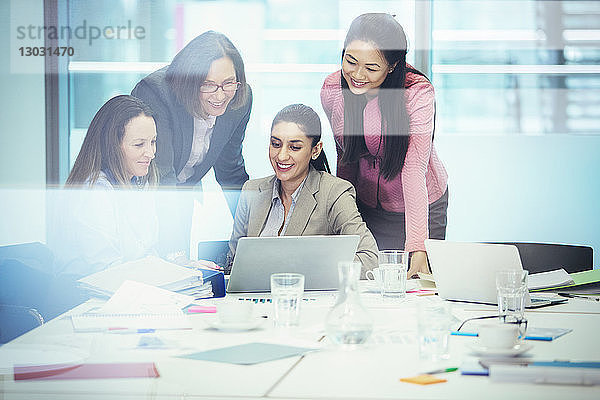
top-left (400, 374), bottom-right (447, 385)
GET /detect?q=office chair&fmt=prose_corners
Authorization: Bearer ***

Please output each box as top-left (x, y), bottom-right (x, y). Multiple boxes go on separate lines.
top-left (486, 242), bottom-right (593, 274)
top-left (0, 242), bottom-right (88, 330)
top-left (0, 304), bottom-right (44, 344)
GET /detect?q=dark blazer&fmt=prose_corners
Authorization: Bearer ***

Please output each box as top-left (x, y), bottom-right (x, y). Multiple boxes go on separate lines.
top-left (132, 67), bottom-right (252, 213)
top-left (229, 167), bottom-right (379, 275)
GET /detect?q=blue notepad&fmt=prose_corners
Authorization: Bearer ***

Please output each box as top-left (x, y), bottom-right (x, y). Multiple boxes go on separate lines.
top-left (460, 358), bottom-right (489, 376)
top-left (451, 327), bottom-right (572, 341)
top-left (524, 327), bottom-right (572, 341)
top-left (179, 342), bottom-right (317, 365)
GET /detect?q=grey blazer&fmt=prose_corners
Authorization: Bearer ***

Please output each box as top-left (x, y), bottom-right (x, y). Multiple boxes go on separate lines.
top-left (229, 167), bottom-right (379, 275)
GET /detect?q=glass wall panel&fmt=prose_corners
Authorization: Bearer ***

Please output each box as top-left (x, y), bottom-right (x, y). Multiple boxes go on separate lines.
top-left (432, 0), bottom-right (600, 135)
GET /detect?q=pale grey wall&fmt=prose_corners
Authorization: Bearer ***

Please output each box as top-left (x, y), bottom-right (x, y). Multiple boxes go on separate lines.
top-left (0, 0), bottom-right (47, 245)
top-left (437, 134), bottom-right (600, 268)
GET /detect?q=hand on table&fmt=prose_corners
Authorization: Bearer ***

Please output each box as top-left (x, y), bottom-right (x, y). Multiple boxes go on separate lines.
top-left (187, 259), bottom-right (223, 271)
top-left (169, 252), bottom-right (224, 271)
top-left (407, 250), bottom-right (430, 279)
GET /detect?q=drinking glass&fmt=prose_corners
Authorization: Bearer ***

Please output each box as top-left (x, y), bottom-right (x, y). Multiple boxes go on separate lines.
top-left (270, 273), bottom-right (304, 327)
top-left (496, 270), bottom-right (529, 337)
top-left (378, 250), bottom-right (408, 299)
top-left (417, 301), bottom-right (452, 361)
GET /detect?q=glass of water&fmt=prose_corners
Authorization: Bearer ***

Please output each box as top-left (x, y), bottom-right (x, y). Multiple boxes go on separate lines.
top-left (496, 270), bottom-right (529, 337)
top-left (418, 301), bottom-right (452, 361)
top-left (270, 273), bottom-right (304, 327)
top-left (378, 250), bottom-right (409, 299)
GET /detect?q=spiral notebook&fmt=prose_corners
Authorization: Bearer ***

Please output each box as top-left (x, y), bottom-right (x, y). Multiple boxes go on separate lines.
top-left (70, 312), bottom-right (192, 332)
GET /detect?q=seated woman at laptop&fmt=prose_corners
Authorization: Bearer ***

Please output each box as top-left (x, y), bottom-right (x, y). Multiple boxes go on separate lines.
top-left (228, 104), bottom-right (378, 276)
top-left (50, 95), bottom-right (218, 276)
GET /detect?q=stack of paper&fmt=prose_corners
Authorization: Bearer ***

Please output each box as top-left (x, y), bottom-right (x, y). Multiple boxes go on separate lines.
top-left (530, 269), bottom-right (600, 294)
top-left (489, 362), bottom-right (600, 385)
top-left (78, 256), bottom-right (218, 299)
top-left (528, 269), bottom-right (574, 290)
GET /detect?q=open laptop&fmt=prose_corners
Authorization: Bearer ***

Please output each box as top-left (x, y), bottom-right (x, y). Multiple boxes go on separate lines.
top-left (226, 235), bottom-right (360, 293)
top-left (424, 239), bottom-right (566, 307)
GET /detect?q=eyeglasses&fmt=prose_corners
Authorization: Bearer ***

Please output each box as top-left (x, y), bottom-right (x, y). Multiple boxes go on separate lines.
top-left (199, 81), bottom-right (241, 93)
top-left (456, 314), bottom-right (528, 336)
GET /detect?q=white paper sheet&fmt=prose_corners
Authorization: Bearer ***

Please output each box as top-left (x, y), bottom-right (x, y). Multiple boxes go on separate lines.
top-left (100, 280), bottom-right (194, 314)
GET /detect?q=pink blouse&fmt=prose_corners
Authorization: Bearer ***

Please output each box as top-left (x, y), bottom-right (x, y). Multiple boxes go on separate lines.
top-left (320, 69), bottom-right (448, 252)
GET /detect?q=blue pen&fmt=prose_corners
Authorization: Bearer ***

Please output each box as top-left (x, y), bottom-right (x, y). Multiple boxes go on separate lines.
top-left (523, 335), bottom-right (553, 341)
top-left (451, 331), bottom-right (478, 337)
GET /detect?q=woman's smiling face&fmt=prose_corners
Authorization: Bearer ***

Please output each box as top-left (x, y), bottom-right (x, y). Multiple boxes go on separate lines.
top-left (120, 114), bottom-right (157, 180)
top-left (269, 121), bottom-right (320, 187)
top-left (199, 56), bottom-right (237, 117)
top-left (342, 39), bottom-right (390, 98)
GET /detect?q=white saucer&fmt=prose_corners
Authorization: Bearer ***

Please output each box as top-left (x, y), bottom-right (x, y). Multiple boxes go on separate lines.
top-left (363, 281), bottom-right (381, 293)
top-left (467, 342), bottom-right (533, 357)
top-left (205, 318), bottom-right (265, 332)
top-left (362, 280), bottom-right (419, 293)
top-left (0, 344), bottom-right (89, 374)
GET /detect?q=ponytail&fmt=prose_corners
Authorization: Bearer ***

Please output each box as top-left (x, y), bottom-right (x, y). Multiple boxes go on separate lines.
top-left (310, 151), bottom-right (330, 173)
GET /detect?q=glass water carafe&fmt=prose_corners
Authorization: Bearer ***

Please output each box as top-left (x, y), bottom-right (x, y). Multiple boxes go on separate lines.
top-left (325, 261), bottom-right (373, 346)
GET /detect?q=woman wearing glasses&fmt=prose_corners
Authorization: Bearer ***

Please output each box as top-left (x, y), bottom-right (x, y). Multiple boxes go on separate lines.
top-left (132, 31), bottom-right (252, 258)
top-left (133, 30), bottom-right (251, 190)
top-left (321, 13), bottom-right (448, 278)
top-left (228, 104), bottom-right (378, 276)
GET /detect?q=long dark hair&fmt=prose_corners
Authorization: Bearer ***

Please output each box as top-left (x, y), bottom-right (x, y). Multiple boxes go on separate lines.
top-left (271, 104), bottom-right (330, 173)
top-left (166, 30), bottom-right (249, 118)
top-left (66, 95), bottom-right (157, 187)
top-left (341, 13), bottom-right (427, 180)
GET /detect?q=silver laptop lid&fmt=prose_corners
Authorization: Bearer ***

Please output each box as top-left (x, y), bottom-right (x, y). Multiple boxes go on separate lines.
top-left (425, 239), bottom-right (527, 304)
top-left (227, 235), bottom-right (360, 293)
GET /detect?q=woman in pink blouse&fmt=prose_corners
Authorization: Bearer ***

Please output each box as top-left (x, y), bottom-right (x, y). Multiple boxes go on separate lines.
top-left (321, 13), bottom-right (448, 277)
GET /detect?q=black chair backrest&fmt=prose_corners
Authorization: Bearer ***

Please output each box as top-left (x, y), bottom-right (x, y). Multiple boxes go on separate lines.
top-left (486, 242), bottom-right (593, 274)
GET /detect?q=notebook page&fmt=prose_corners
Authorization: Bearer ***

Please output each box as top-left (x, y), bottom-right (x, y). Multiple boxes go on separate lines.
top-left (71, 312), bottom-right (191, 332)
top-left (100, 280), bottom-right (195, 314)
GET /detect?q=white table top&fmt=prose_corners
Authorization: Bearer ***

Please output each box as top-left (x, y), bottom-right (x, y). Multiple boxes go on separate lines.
top-left (2, 285), bottom-right (600, 399)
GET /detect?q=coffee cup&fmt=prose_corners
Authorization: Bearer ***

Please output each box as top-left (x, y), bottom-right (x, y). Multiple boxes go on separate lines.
top-left (365, 267), bottom-right (382, 286)
top-left (478, 322), bottom-right (519, 349)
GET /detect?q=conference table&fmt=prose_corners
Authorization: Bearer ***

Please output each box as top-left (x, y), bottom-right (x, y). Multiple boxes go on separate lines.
top-left (1, 283), bottom-right (599, 399)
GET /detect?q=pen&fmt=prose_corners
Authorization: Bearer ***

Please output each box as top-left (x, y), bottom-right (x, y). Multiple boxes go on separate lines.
top-left (422, 367), bottom-right (458, 374)
top-left (557, 293), bottom-right (600, 301)
top-left (451, 331), bottom-right (478, 337)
